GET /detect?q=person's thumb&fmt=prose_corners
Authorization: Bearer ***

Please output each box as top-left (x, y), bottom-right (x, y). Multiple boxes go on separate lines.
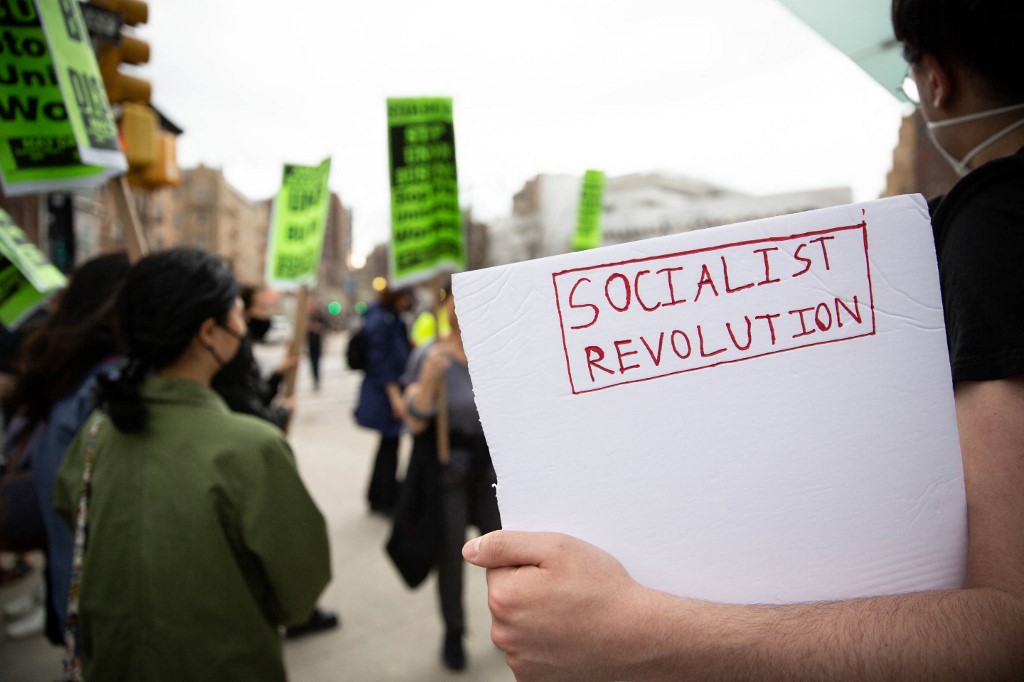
top-left (463, 530), bottom-right (558, 568)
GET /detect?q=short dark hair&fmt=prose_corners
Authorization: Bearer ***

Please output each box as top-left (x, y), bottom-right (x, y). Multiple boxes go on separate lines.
top-left (892, 0), bottom-right (1024, 102)
top-left (378, 285), bottom-right (414, 311)
top-left (239, 284), bottom-right (258, 313)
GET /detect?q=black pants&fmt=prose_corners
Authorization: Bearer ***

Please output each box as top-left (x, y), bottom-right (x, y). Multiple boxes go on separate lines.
top-left (307, 333), bottom-right (322, 386)
top-left (367, 434), bottom-right (400, 511)
top-left (437, 448), bottom-right (501, 635)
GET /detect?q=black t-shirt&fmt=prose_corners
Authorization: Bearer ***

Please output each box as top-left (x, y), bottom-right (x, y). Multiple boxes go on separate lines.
top-left (930, 147), bottom-right (1024, 382)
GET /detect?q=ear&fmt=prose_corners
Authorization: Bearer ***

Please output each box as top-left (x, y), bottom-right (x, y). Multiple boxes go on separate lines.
top-left (197, 317), bottom-right (218, 345)
top-left (917, 53), bottom-right (955, 110)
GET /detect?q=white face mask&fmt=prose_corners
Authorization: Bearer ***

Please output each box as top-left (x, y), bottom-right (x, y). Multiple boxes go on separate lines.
top-left (924, 102), bottom-right (1024, 177)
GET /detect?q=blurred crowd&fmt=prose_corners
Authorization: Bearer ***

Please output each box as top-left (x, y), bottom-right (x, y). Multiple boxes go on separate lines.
top-left (0, 247), bottom-right (495, 679)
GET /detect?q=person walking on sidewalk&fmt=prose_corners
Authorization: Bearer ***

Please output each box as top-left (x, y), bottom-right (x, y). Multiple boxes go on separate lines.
top-left (306, 295), bottom-right (329, 392)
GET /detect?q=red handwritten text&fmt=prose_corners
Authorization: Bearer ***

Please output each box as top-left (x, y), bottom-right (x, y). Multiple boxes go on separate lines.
top-left (553, 225), bottom-right (874, 394)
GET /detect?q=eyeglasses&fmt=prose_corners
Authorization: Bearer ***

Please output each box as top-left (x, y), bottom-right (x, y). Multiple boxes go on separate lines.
top-left (899, 66), bottom-right (920, 105)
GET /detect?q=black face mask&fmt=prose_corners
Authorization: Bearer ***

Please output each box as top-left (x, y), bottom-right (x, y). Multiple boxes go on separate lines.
top-left (203, 321), bottom-right (245, 370)
top-left (211, 333), bottom-right (251, 388)
top-left (247, 317), bottom-right (272, 343)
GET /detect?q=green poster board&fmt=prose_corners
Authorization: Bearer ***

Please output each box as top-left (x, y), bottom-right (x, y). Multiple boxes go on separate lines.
top-left (0, 0), bottom-right (125, 197)
top-left (572, 169), bottom-right (605, 251)
top-left (0, 208), bottom-right (66, 327)
top-left (386, 97), bottom-right (464, 286)
top-left (265, 157), bottom-right (332, 285)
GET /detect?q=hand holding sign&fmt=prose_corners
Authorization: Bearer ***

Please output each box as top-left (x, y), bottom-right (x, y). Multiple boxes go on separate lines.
top-left (463, 530), bottom-right (643, 681)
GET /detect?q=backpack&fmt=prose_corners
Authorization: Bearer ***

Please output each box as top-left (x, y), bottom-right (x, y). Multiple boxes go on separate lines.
top-left (345, 326), bottom-right (369, 371)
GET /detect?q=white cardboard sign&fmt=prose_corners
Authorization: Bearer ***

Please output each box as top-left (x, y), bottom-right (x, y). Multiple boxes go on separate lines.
top-left (454, 195), bottom-right (967, 604)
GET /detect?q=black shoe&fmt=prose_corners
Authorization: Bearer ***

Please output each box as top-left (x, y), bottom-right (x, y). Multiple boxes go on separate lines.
top-left (285, 608), bottom-right (340, 639)
top-left (442, 629), bottom-right (466, 671)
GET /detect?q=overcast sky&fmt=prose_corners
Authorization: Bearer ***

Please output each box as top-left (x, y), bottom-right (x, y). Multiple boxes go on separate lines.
top-left (142, 0), bottom-right (910, 262)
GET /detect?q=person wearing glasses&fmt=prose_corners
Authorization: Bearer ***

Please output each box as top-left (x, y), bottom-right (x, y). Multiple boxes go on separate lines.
top-left (463, 1), bottom-right (1024, 679)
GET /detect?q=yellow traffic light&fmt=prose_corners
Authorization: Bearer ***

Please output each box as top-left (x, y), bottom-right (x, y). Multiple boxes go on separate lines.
top-left (84, 0), bottom-right (180, 189)
top-left (90, 0), bottom-right (148, 25)
top-left (92, 0), bottom-right (151, 104)
top-left (126, 130), bottom-right (181, 189)
top-left (120, 102), bottom-right (156, 168)
top-left (142, 132), bottom-right (182, 188)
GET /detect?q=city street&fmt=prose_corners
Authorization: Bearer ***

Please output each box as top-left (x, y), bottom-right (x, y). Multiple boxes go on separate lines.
top-left (0, 334), bottom-right (514, 681)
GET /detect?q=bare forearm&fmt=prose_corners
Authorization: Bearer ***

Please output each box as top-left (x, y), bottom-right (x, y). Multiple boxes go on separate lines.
top-left (635, 587), bottom-right (1024, 681)
top-left (402, 383), bottom-right (433, 433)
top-left (385, 381), bottom-right (403, 404)
top-left (637, 381), bottom-right (1024, 681)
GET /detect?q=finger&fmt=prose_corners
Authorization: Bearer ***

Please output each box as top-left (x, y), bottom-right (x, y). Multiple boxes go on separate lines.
top-left (464, 530), bottom-right (565, 568)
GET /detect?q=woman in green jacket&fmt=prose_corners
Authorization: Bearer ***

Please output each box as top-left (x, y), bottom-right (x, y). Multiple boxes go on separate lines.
top-left (55, 248), bottom-right (331, 681)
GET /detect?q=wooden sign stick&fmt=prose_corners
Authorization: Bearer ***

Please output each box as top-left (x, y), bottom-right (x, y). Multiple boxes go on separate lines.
top-left (111, 176), bottom-right (148, 262)
top-left (434, 275), bottom-right (450, 466)
top-left (282, 285), bottom-right (311, 399)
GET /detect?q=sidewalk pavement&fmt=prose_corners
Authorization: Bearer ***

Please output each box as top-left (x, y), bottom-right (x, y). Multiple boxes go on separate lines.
top-left (0, 335), bottom-right (515, 681)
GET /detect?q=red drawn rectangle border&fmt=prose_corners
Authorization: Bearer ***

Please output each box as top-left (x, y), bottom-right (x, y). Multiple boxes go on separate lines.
top-left (551, 222), bottom-right (875, 395)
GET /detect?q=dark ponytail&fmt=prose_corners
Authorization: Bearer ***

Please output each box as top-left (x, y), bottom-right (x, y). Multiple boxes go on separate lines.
top-left (100, 248), bottom-right (239, 432)
top-left (97, 359), bottom-right (148, 432)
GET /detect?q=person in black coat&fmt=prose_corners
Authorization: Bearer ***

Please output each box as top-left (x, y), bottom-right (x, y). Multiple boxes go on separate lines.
top-left (211, 286), bottom-right (296, 430)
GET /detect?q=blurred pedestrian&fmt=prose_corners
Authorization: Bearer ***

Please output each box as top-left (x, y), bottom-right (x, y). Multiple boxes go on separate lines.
top-left (0, 301), bottom-right (51, 619)
top-left (400, 288), bottom-right (500, 671)
top-left (54, 248), bottom-right (330, 681)
top-left (4, 251), bottom-right (130, 643)
top-left (212, 285), bottom-right (297, 432)
top-left (353, 285), bottom-right (414, 515)
top-left (409, 303), bottom-right (451, 349)
top-left (306, 295), bottom-right (328, 391)
top-left (0, 304), bottom-right (51, 424)
top-left (243, 284), bottom-right (276, 343)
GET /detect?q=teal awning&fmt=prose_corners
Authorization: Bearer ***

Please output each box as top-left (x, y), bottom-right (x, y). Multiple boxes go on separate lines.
top-left (776, 0), bottom-right (909, 102)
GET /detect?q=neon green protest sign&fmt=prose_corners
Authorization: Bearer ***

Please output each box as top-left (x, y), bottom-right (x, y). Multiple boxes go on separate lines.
top-left (0, 208), bottom-right (66, 327)
top-left (266, 157), bottom-right (332, 285)
top-left (572, 170), bottom-right (605, 251)
top-left (387, 97), bottom-right (465, 286)
top-left (0, 0), bottom-right (125, 196)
